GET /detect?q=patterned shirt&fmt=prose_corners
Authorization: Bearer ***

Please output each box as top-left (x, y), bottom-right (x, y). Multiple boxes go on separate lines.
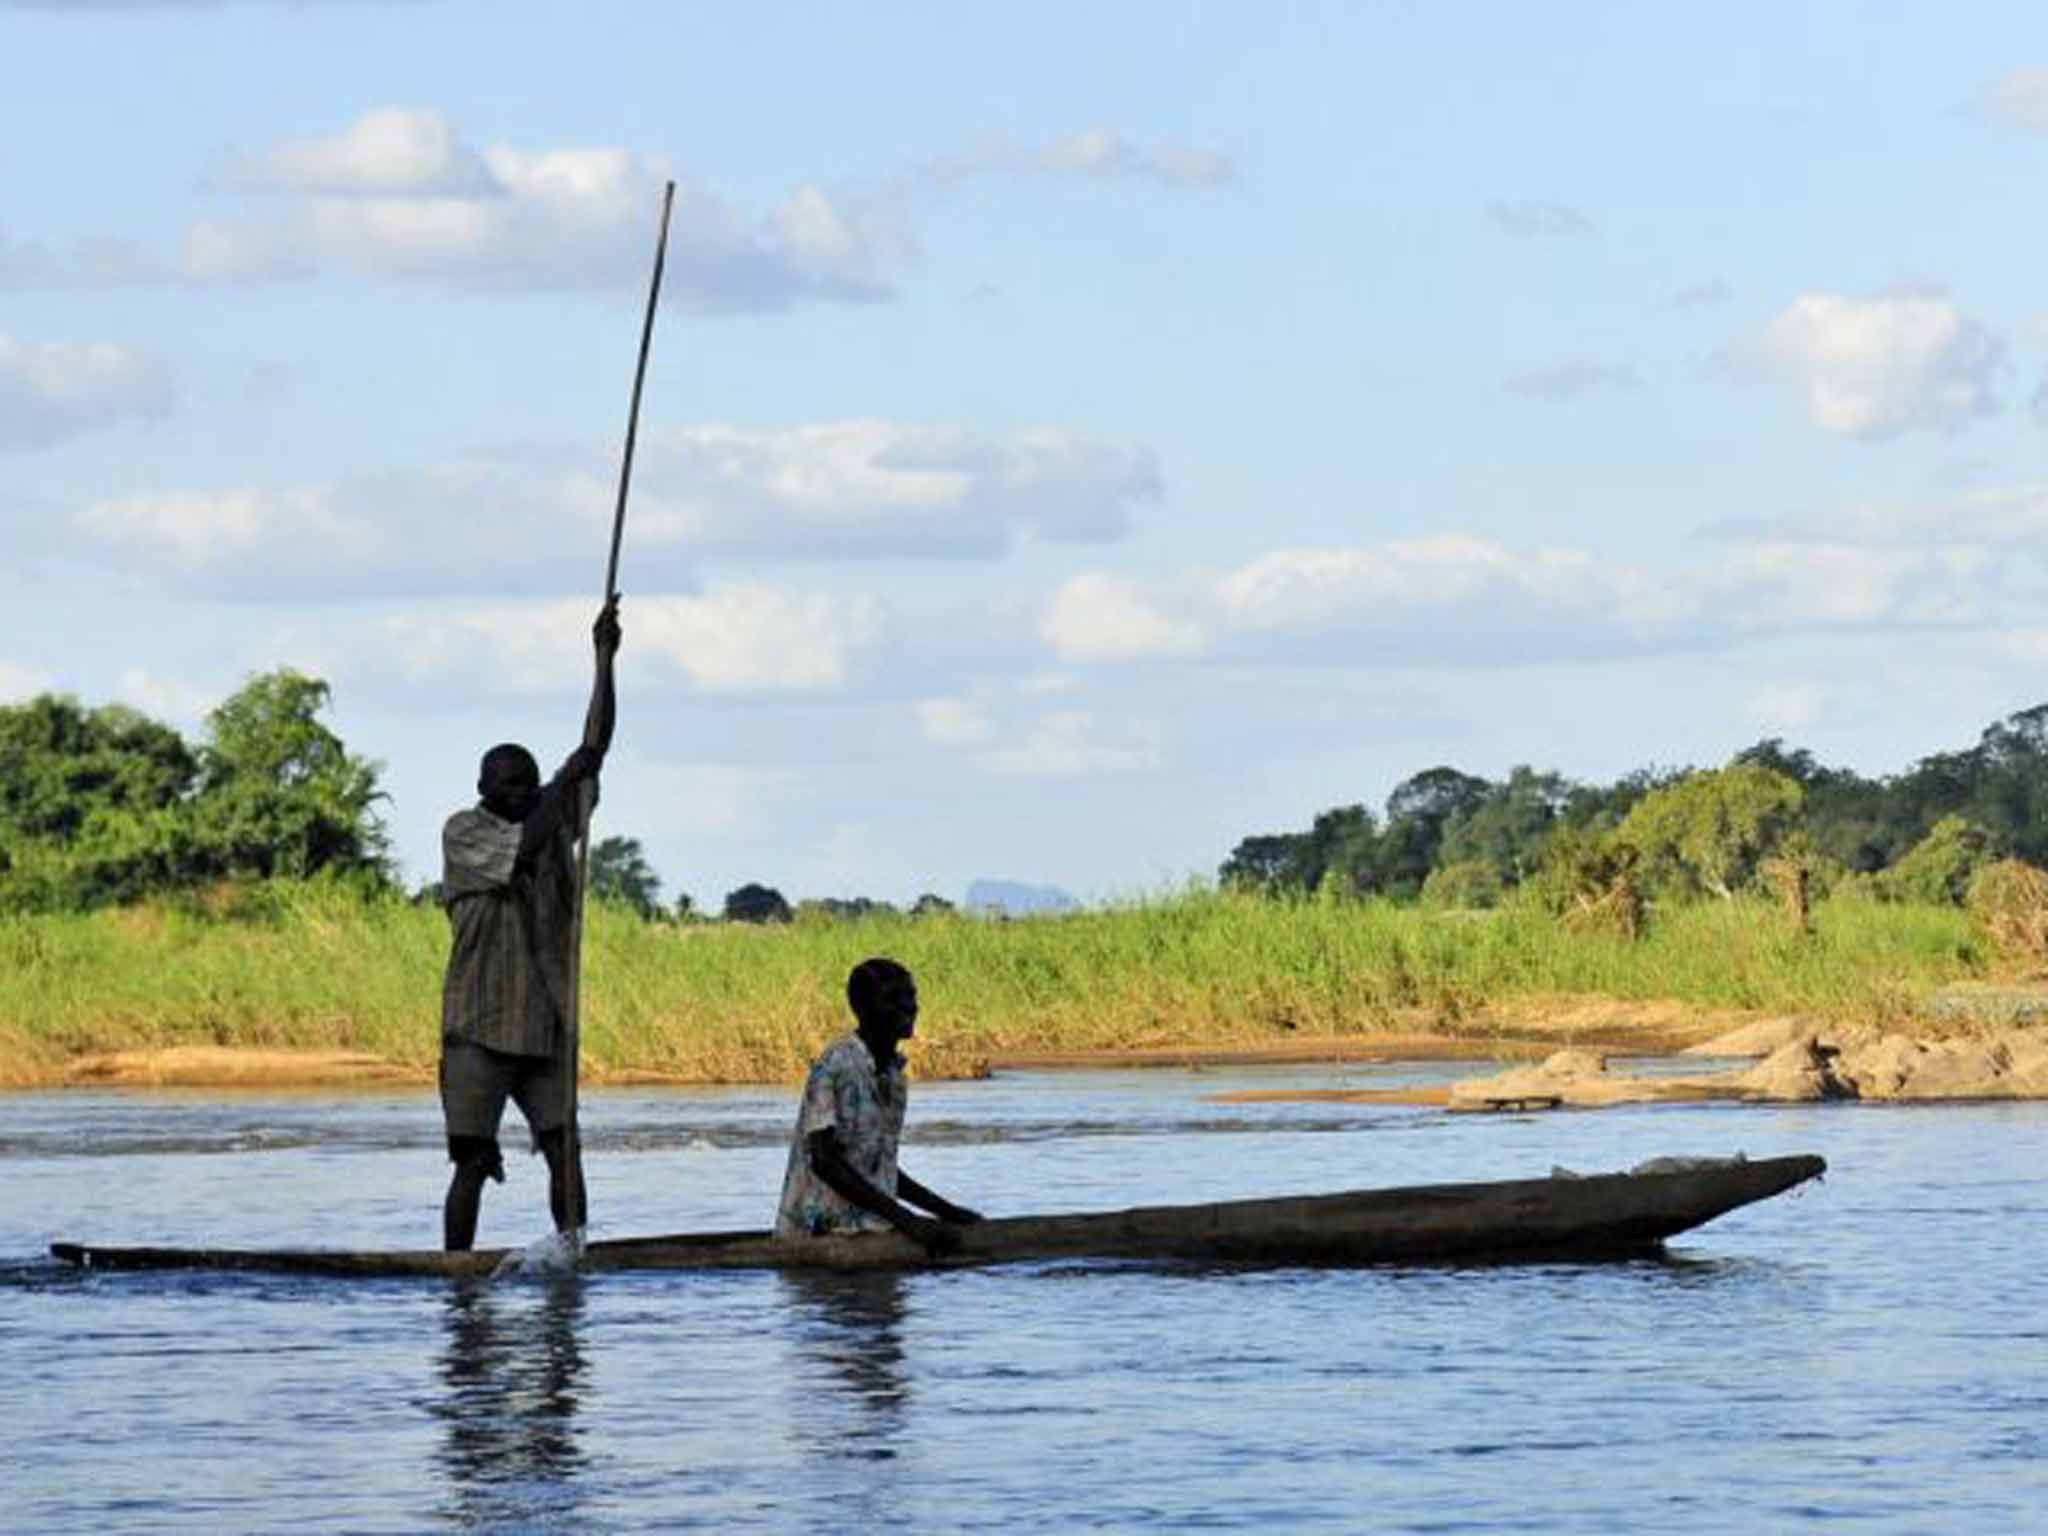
top-left (439, 766), bottom-right (594, 1060)
top-left (776, 1033), bottom-right (907, 1238)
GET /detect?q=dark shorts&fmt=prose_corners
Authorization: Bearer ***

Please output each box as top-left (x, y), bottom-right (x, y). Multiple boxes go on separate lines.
top-left (440, 1038), bottom-right (568, 1147)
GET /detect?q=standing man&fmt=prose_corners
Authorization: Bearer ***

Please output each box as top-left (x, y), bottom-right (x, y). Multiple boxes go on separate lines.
top-left (776, 957), bottom-right (984, 1255)
top-left (437, 598), bottom-right (621, 1251)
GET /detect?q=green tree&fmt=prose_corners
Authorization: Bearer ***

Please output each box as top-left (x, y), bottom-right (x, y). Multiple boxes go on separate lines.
top-left (588, 835), bottom-right (663, 918)
top-left (911, 892), bottom-right (955, 916)
top-left (1876, 815), bottom-right (1997, 906)
top-left (1735, 737), bottom-right (1895, 872)
top-left (724, 882), bottom-right (792, 924)
top-left (1438, 766), bottom-right (1574, 885)
top-left (798, 896), bottom-right (898, 921)
top-left (1219, 806), bottom-right (1378, 896)
top-left (1419, 859), bottom-right (1505, 910)
top-left (1369, 767), bottom-right (1491, 897)
top-left (1614, 763), bottom-right (1805, 901)
top-left (1219, 832), bottom-right (1310, 893)
top-left (186, 670), bottom-right (390, 884)
top-left (0, 695), bottom-right (201, 909)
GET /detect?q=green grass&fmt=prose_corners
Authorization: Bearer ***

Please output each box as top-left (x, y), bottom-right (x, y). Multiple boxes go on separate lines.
top-left (0, 881), bottom-right (1994, 1086)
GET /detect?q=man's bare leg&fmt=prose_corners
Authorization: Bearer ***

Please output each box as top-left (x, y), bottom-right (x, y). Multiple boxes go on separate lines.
top-left (444, 1137), bottom-right (505, 1251)
top-left (537, 1128), bottom-right (588, 1234)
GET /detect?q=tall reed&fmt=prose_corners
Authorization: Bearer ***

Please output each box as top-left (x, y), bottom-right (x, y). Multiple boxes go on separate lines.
top-left (0, 882), bottom-right (1990, 1086)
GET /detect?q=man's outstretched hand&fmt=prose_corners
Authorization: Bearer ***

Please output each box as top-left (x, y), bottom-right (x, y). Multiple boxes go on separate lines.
top-left (593, 596), bottom-right (623, 657)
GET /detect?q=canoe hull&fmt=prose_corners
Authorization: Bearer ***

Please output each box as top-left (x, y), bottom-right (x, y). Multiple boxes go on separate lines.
top-left (50, 1153), bottom-right (1824, 1279)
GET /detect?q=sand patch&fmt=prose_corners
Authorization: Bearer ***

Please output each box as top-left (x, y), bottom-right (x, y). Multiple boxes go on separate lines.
top-left (988, 1034), bottom-right (1541, 1071)
top-left (991, 998), bottom-right (1746, 1074)
top-left (63, 1047), bottom-right (427, 1089)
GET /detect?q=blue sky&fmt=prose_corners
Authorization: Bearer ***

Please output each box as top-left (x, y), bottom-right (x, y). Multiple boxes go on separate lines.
top-left (7, 1), bottom-right (2048, 909)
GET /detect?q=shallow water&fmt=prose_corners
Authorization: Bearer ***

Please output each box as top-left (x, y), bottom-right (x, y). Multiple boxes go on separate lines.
top-left (4, 1062), bottom-right (2044, 1532)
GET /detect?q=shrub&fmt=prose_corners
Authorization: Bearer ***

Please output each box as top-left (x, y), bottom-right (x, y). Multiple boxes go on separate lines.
top-left (1878, 816), bottom-right (1997, 906)
top-left (1420, 860), bottom-right (1504, 910)
top-left (1965, 858), bottom-right (2048, 969)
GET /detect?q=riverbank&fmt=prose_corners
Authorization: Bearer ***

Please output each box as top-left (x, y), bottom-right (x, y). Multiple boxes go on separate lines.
top-left (37, 990), bottom-right (2048, 1103)
top-left (0, 881), bottom-right (2018, 1090)
top-left (41, 1001), bottom-right (1727, 1090)
top-left (1212, 988), bottom-right (2048, 1110)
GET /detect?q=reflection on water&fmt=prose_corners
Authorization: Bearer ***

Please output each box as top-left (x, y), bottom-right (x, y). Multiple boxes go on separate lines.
top-left (7, 1085), bottom-right (2048, 1533)
top-left (432, 1278), bottom-right (589, 1530)
top-left (782, 1270), bottom-right (911, 1462)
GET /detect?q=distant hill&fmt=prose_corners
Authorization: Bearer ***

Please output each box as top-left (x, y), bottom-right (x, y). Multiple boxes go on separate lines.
top-left (964, 879), bottom-right (1079, 916)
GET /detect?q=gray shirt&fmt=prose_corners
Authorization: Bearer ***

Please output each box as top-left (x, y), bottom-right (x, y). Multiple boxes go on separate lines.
top-left (439, 766), bottom-right (594, 1059)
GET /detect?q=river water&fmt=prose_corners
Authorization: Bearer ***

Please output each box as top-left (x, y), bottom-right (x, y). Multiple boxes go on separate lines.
top-left (3, 1060), bottom-right (2044, 1533)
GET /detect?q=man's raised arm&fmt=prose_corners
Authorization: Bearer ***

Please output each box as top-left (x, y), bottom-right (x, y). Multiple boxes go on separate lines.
top-left (514, 599), bottom-right (622, 860)
top-left (583, 596), bottom-right (621, 757)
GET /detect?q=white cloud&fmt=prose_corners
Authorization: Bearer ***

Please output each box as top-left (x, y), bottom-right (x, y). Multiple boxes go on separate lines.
top-left (1746, 683), bottom-right (1825, 733)
top-left (927, 129), bottom-right (1235, 189)
top-left (1998, 629), bottom-right (2048, 662)
top-left (633, 586), bottom-right (883, 690)
top-left (984, 710), bottom-right (1161, 779)
top-left (1037, 518), bottom-right (2048, 674)
top-left (75, 486), bottom-right (383, 573)
top-left (633, 421), bottom-right (1160, 558)
top-left (58, 421), bottom-right (1158, 599)
top-left (115, 668), bottom-right (219, 723)
top-left (916, 696), bottom-right (994, 746)
top-left (0, 334), bottom-right (174, 450)
top-left (1503, 362), bottom-right (1640, 401)
top-left (610, 759), bottom-right (803, 839)
top-left (1213, 537), bottom-right (1677, 636)
top-left (0, 227), bottom-right (163, 288)
top-left (0, 660), bottom-right (55, 701)
top-left (236, 108), bottom-right (496, 196)
top-left (11, 113), bottom-right (1226, 304)
top-left (1042, 572), bottom-right (1206, 661)
top-left (1485, 200), bottom-right (1593, 238)
top-left (1762, 292), bottom-right (2004, 439)
top-left (1986, 68), bottom-right (2048, 134)
top-left (1705, 541), bottom-right (1930, 625)
top-left (1670, 280), bottom-right (1732, 309)
top-left (1804, 483), bottom-right (2048, 547)
top-left (171, 110), bottom-right (910, 308)
top-left (379, 587), bottom-right (883, 694)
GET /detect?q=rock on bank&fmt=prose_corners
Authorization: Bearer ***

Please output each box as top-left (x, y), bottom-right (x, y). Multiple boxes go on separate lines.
top-left (1447, 1017), bottom-right (2048, 1110)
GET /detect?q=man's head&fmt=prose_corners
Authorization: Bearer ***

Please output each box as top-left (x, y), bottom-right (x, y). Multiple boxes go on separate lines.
top-left (478, 743), bottom-right (542, 822)
top-left (848, 957), bottom-right (917, 1045)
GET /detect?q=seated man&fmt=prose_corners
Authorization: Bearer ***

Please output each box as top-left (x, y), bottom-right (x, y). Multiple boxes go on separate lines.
top-left (776, 957), bottom-right (983, 1255)
top-left (437, 597), bottom-right (619, 1252)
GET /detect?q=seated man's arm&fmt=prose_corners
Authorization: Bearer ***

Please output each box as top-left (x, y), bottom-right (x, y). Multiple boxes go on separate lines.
top-left (804, 1128), bottom-right (962, 1255)
top-left (896, 1170), bottom-right (983, 1224)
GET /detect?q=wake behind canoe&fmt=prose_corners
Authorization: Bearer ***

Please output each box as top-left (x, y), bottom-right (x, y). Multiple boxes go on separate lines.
top-left (50, 1153), bottom-right (1824, 1278)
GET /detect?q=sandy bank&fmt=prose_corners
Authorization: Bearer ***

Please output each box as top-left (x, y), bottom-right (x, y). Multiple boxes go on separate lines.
top-left (59, 1047), bottom-right (430, 1089)
top-left (22, 993), bottom-right (2045, 1099)
top-left (1209, 1014), bottom-right (2048, 1111)
top-left (1441, 1018), bottom-right (2048, 1110)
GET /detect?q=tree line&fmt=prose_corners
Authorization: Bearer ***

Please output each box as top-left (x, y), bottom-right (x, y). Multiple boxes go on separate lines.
top-left (0, 677), bottom-right (952, 922)
top-left (12, 675), bottom-right (2048, 924)
top-left (0, 674), bottom-right (388, 913)
top-left (580, 846), bottom-right (956, 927)
top-left (1220, 702), bottom-right (2048, 915)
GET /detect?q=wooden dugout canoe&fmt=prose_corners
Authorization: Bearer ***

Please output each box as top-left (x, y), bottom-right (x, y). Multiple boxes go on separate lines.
top-left (48, 1153), bottom-right (1824, 1279)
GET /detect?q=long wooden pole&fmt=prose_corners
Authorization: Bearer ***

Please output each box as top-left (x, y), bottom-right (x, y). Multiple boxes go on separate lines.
top-left (561, 181), bottom-right (675, 1236)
